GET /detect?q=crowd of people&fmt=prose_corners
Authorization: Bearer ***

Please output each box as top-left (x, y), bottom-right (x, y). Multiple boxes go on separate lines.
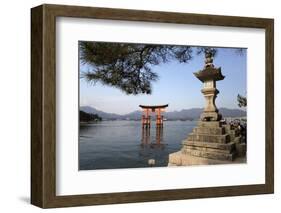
top-left (222, 118), bottom-right (247, 143)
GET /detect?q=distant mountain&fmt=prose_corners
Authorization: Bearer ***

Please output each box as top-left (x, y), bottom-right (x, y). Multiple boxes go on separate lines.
top-left (123, 110), bottom-right (143, 120)
top-left (80, 106), bottom-right (246, 120)
top-left (164, 108), bottom-right (202, 120)
top-left (219, 108), bottom-right (247, 118)
top-left (80, 106), bottom-right (121, 120)
top-left (79, 110), bottom-right (102, 122)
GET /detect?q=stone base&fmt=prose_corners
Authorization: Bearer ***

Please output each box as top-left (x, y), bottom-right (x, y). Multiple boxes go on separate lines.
top-left (197, 121), bottom-right (221, 128)
top-left (200, 112), bottom-right (222, 121)
top-left (178, 121), bottom-right (240, 162)
top-left (186, 133), bottom-right (230, 143)
top-left (182, 141), bottom-right (235, 161)
top-left (168, 151), bottom-right (246, 167)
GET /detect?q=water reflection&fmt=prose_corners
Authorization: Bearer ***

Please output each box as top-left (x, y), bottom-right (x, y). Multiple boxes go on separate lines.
top-left (79, 120), bottom-right (196, 170)
top-left (140, 127), bottom-right (165, 149)
top-left (141, 127), bottom-right (151, 144)
top-left (156, 127), bottom-right (163, 145)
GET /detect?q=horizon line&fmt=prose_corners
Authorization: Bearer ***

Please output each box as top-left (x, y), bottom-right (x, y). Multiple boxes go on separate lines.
top-left (80, 105), bottom-right (246, 115)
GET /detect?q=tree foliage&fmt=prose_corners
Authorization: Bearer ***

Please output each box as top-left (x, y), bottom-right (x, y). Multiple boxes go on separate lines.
top-left (79, 41), bottom-right (247, 95)
top-left (237, 94), bottom-right (247, 107)
top-left (80, 42), bottom-right (219, 95)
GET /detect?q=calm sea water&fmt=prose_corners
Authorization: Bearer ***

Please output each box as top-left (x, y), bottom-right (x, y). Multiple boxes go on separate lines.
top-left (79, 120), bottom-right (196, 170)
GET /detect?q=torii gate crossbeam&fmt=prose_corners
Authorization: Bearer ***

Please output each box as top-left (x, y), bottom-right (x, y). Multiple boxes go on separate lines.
top-left (139, 104), bottom-right (168, 128)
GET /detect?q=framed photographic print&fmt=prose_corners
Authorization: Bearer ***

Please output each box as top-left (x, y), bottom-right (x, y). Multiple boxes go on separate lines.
top-left (31, 4), bottom-right (274, 208)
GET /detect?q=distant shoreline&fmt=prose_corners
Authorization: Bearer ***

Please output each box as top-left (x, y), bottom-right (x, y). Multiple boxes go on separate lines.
top-left (80, 106), bottom-right (247, 121)
top-left (79, 117), bottom-right (246, 123)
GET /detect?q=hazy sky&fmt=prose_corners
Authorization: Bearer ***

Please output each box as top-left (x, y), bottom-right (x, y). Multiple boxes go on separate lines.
top-left (80, 46), bottom-right (246, 115)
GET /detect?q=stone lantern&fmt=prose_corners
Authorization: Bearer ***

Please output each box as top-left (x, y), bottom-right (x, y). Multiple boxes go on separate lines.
top-left (194, 50), bottom-right (224, 122)
top-left (169, 50), bottom-right (243, 164)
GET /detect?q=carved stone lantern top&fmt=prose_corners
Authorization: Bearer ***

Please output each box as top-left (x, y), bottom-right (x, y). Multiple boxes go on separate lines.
top-left (192, 50), bottom-right (225, 121)
top-left (193, 67), bottom-right (225, 83)
top-left (194, 50), bottom-right (225, 83)
top-left (204, 50), bottom-right (214, 68)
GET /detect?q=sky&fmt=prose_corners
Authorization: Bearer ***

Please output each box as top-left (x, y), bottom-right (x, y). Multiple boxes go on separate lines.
top-left (79, 45), bottom-right (247, 115)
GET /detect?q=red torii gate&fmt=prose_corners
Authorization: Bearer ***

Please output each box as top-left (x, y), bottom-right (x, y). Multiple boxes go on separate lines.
top-left (139, 104), bottom-right (168, 128)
